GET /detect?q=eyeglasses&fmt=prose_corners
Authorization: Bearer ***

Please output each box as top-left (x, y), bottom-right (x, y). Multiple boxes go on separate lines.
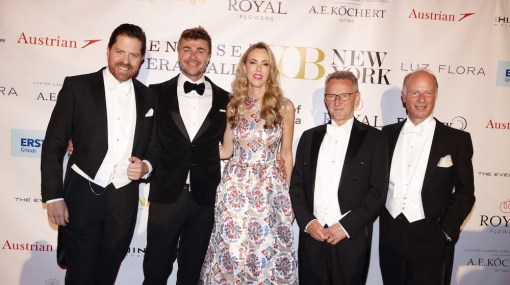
top-left (324, 92), bottom-right (357, 101)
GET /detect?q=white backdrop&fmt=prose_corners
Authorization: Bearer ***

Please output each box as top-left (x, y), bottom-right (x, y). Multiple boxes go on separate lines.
top-left (1, 0), bottom-right (510, 284)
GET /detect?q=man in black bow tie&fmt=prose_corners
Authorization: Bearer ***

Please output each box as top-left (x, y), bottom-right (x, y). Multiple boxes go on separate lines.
top-left (142, 26), bottom-right (230, 285)
top-left (290, 71), bottom-right (388, 285)
top-left (183, 81), bottom-right (206, 95)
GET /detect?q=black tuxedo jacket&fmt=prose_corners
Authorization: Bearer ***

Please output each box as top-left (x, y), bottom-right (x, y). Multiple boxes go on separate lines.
top-left (290, 118), bottom-right (389, 239)
top-left (41, 68), bottom-right (157, 202)
top-left (148, 75), bottom-right (229, 206)
top-left (382, 118), bottom-right (475, 241)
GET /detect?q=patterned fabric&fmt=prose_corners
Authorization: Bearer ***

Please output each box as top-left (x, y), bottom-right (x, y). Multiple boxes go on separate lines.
top-left (199, 97), bottom-right (298, 285)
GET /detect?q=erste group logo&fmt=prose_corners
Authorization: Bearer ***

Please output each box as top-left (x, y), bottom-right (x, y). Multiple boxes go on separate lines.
top-left (496, 61), bottom-right (510, 87)
top-left (11, 129), bottom-right (46, 158)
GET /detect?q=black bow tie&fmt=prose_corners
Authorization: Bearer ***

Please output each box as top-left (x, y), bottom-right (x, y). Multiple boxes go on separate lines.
top-left (184, 81), bottom-right (205, 95)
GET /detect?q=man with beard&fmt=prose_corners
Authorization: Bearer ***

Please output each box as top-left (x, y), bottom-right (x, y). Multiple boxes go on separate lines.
top-left (142, 26), bottom-right (230, 285)
top-left (41, 24), bottom-right (157, 285)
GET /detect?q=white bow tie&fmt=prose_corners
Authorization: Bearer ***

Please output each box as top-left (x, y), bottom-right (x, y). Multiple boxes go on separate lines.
top-left (327, 124), bottom-right (349, 136)
top-left (108, 80), bottom-right (131, 95)
top-left (403, 123), bottom-right (425, 137)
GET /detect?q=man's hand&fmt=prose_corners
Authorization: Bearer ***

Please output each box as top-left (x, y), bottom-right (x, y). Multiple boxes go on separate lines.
top-left (307, 220), bottom-right (328, 242)
top-left (127, 157), bottom-right (148, 180)
top-left (67, 139), bottom-right (73, 156)
top-left (276, 153), bottom-right (286, 179)
top-left (324, 223), bottom-right (347, 245)
top-left (47, 200), bottom-right (69, 226)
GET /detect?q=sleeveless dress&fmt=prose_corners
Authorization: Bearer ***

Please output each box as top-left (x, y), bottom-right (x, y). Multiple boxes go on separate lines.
top-left (198, 97), bottom-right (298, 285)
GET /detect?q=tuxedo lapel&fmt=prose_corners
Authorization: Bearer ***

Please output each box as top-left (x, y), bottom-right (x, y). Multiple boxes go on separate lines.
top-left (90, 72), bottom-right (107, 140)
top-left (387, 120), bottom-right (405, 168)
top-left (166, 76), bottom-right (190, 141)
top-left (338, 119), bottom-right (367, 189)
top-left (422, 119), bottom-right (450, 190)
top-left (193, 77), bottom-right (223, 142)
top-left (309, 125), bottom-right (327, 198)
top-left (132, 80), bottom-right (146, 152)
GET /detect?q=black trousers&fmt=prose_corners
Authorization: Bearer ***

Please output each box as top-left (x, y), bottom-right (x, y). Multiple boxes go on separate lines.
top-left (379, 208), bottom-right (447, 285)
top-left (298, 227), bottom-right (370, 285)
top-left (142, 186), bottom-right (214, 285)
top-left (61, 170), bottom-right (139, 285)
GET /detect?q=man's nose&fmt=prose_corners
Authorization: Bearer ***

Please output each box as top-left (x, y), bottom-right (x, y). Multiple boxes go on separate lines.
top-left (120, 54), bottom-right (129, 64)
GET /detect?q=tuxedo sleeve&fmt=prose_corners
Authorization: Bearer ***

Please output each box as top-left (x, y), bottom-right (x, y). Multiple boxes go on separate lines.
top-left (440, 132), bottom-right (475, 241)
top-left (141, 87), bottom-right (158, 175)
top-left (40, 76), bottom-right (74, 202)
top-left (289, 132), bottom-right (316, 230)
top-left (340, 131), bottom-right (389, 239)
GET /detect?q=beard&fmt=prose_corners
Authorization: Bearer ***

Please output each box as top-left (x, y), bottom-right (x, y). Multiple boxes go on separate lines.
top-left (109, 62), bottom-right (135, 82)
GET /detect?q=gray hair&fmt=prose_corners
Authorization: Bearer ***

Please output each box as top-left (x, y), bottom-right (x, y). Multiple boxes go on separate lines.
top-left (325, 70), bottom-right (359, 91)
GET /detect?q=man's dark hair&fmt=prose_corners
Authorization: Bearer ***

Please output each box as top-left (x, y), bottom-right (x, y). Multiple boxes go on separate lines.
top-left (178, 26), bottom-right (212, 54)
top-left (108, 23), bottom-right (147, 56)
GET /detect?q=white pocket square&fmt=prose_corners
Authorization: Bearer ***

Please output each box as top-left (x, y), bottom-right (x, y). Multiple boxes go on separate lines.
top-left (437, 155), bottom-right (453, 168)
top-left (219, 109), bottom-right (226, 112)
top-left (145, 108), bottom-right (154, 117)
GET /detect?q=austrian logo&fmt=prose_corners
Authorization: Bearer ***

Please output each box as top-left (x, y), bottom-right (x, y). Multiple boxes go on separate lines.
top-left (2, 240), bottom-right (53, 251)
top-left (17, 32), bottom-right (101, 49)
top-left (408, 10), bottom-right (474, 21)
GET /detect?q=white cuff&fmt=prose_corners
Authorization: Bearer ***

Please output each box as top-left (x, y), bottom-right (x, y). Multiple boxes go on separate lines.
top-left (304, 219), bottom-right (317, 233)
top-left (142, 160), bottom-right (153, 179)
top-left (338, 222), bottom-right (350, 238)
top-left (46, 198), bottom-right (64, 204)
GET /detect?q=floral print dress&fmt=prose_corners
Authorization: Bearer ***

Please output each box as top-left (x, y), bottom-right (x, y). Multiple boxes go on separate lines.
top-left (199, 97), bottom-right (298, 285)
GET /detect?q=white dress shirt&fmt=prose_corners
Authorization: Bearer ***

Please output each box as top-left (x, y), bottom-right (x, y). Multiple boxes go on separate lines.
top-left (307, 118), bottom-right (353, 237)
top-left (71, 68), bottom-right (137, 189)
top-left (386, 115), bottom-right (436, 222)
top-left (177, 73), bottom-right (213, 185)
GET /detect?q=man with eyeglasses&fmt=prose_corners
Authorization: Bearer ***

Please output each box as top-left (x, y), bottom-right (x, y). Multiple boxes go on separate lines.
top-left (290, 70), bottom-right (388, 285)
top-left (379, 69), bottom-right (475, 285)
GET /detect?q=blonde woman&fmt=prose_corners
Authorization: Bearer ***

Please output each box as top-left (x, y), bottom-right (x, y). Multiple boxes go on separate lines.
top-left (199, 42), bottom-right (298, 284)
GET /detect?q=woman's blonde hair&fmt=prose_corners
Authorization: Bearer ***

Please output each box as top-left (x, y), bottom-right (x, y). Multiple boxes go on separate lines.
top-left (228, 42), bottom-right (284, 129)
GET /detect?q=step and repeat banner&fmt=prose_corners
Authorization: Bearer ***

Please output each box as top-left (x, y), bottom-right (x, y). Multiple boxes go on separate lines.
top-left (1, 0), bottom-right (509, 284)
